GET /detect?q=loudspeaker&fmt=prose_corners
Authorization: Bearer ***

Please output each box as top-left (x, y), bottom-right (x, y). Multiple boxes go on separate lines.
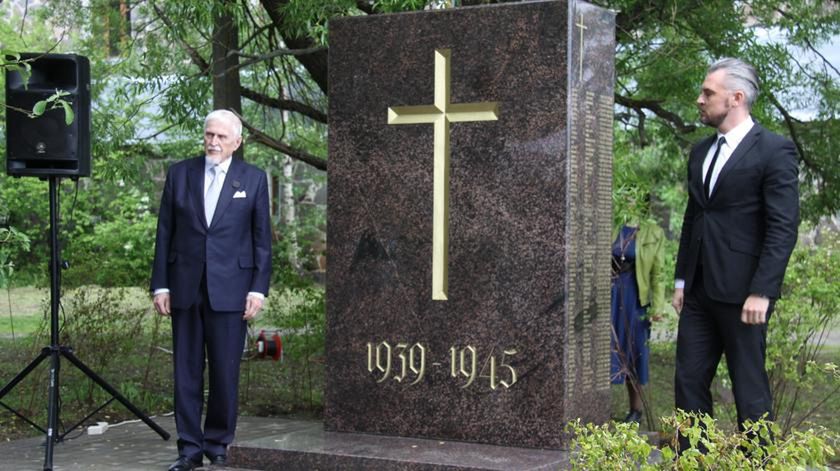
top-left (5, 53), bottom-right (91, 177)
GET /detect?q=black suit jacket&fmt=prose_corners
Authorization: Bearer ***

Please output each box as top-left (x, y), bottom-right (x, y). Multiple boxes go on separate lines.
top-left (150, 157), bottom-right (272, 312)
top-left (675, 122), bottom-right (799, 303)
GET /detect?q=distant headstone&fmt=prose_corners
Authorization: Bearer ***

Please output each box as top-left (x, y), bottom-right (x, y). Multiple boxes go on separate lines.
top-left (326, 0), bottom-right (615, 449)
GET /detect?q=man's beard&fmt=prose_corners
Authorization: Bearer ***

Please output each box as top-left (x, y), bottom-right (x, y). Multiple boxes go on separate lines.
top-left (699, 101), bottom-right (731, 128)
top-left (700, 109), bottom-right (727, 128)
top-left (206, 147), bottom-right (224, 164)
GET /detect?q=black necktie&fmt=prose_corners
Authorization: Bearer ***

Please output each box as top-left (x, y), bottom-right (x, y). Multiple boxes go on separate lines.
top-left (704, 136), bottom-right (726, 198)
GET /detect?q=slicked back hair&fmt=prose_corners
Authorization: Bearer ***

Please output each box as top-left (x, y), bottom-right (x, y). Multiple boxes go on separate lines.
top-left (708, 58), bottom-right (760, 108)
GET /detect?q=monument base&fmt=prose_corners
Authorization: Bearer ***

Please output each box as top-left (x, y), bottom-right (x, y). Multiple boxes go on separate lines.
top-left (229, 419), bottom-right (569, 470)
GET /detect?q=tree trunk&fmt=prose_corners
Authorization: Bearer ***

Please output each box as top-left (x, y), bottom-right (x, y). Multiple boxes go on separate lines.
top-left (212, 0), bottom-right (244, 159)
top-left (259, 0), bottom-right (328, 95)
top-left (283, 156), bottom-right (299, 267)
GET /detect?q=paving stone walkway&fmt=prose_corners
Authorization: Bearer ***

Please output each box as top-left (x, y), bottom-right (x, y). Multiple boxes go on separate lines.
top-left (0, 415), bottom-right (273, 471)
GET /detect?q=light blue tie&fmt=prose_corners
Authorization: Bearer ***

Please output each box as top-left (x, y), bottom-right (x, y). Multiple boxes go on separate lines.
top-left (205, 165), bottom-right (223, 224)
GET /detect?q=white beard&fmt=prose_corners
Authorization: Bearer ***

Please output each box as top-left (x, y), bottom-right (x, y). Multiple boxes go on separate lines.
top-left (205, 154), bottom-right (224, 165)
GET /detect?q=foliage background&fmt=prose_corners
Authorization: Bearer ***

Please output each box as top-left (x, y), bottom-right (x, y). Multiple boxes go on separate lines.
top-left (0, 0), bottom-right (837, 456)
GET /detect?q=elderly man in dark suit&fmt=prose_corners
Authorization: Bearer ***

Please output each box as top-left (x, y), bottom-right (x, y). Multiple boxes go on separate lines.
top-left (672, 58), bottom-right (799, 444)
top-left (151, 110), bottom-right (272, 471)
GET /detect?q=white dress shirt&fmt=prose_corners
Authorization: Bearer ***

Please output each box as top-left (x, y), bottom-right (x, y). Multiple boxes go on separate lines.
top-left (702, 116), bottom-right (754, 196)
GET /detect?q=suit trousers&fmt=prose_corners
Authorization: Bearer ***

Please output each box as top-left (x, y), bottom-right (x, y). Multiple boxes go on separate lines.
top-left (675, 266), bottom-right (774, 433)
top-left (171, 276), bottom-right (247, 462)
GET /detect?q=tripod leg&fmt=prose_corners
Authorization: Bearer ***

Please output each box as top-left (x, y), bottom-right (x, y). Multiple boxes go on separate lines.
top-left (60, 349), bottom-right (170, 440)
top-left (44, 347), bottom-right (61, 471)
top-left (0, 347), bottom-right (51, 400)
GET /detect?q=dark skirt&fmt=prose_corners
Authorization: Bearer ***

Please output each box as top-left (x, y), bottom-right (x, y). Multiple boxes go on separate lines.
top-left (610, 269), bottom-right (651, 385)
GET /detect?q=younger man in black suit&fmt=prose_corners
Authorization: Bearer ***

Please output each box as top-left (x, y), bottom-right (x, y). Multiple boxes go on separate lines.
top-left (672, 58), bottom-right (799, 446)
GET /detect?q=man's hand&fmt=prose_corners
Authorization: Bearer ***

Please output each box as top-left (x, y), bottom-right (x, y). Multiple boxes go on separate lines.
top-left (244, 295), bottom-right (264, 320)
top-left (672, 288), bottom-right (684, 315)
top-left (742, 295), bottom-right (769, 325)
top-left (153, 293), bottom-right (171, 316)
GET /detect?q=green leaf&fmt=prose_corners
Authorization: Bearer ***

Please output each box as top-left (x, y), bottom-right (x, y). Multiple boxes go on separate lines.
top-left (61, 101), bottom-right (75, 125)
top-left (1, 50), bottom-right (21, 60)
top-left (32, 100), bottom-right (47, 116)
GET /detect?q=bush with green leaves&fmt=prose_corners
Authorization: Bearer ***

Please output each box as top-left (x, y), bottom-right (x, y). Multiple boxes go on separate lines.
top-left (0, 176), bottom-right (51, 284)
top-left (241, 239), bottom-right (326, 413)
top-left (568, 418), bottom-right (656, 470)
top-left (5, 287), bottom-right (171, 429)
top-left (766, 231), bottom-right (840, 435)
top-left (568, 411), bottom-right (837, 470)
top-left (251, 283), bottom-right (326, 410)
top-left (54, 287), bottom-right (167, 410)
top-left (62, 187), bottom-right (158, 288)
top-left (0, 174), bottom-right (160, 287)
top-left (0, 227), bottom-right (31, 288)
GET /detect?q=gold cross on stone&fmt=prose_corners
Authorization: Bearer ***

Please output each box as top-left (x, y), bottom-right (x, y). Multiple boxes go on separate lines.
top-left (388, 48), bottom-right (500, 301)
top-left (576, 12), bottom-right (587, 81)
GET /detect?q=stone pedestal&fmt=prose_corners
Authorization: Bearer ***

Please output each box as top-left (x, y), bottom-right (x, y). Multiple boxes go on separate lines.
top-left (229, 419), bottom-right (568, 471)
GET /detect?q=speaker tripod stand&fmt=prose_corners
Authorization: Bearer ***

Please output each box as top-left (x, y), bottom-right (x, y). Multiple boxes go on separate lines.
top-left (0, 176), bottom-right (169, 471)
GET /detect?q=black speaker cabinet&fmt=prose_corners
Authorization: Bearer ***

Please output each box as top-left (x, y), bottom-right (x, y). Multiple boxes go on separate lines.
top-left (5, 53), bottom-right (91, 177)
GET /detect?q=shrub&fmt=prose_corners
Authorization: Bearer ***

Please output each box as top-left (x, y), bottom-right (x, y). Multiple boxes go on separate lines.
top-left (567, 418), bottom-right (656, 470)
top-left (241, 282), bottom-right (326, 412)
top-left (0, 227), bottom-right (31, 288)
top-left (568, 410), bottom-right (837, 470)
top-left (766, 232), bottom-right (840, 435)
top-left (62, 188), bottom-right (157, 288)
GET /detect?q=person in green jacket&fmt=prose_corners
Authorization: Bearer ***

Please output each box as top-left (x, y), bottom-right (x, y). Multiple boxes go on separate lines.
top-left (611, 196), bottom-right (666, 424)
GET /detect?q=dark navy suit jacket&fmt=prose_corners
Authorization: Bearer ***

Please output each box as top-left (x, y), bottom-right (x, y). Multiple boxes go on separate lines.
top-left (675, 123), bottom-right (799, 303)
top-left (150, 156), bottom-right (272, 311)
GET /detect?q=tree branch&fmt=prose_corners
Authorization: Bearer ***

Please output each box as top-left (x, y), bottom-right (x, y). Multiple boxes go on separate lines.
top-left (260, 0), bottom-right (329, 94)
top-left (802, 36), bottom-right (840, 78)
top-left (635, 108), bottom-right (648, 147)
top-left (240, 23), bottom-right (273, 50)
top-left (765, 91), bottom-right (816, 171)
top-left (238, 115), bottom-right (327, 171)
top-left (223, 45), bottom-right (327, 74)
top-left (240, 87), bottom-right (327, 123)
top-left (150, 1), bottom-right (210, 72)
top-left (774, 7), bottom-right (840, 78)
top-left (137, 122), bottom-right (180, 141)
top-left (615, 93), bottom-right (697, 134)
top-left (115, 143), bottom-right (174, 161)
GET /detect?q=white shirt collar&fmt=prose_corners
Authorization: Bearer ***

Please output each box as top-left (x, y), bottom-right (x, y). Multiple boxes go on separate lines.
top-left (718, 116), bottom-right (754, 149)
top-left (205, 155), bottom-right (233, 173)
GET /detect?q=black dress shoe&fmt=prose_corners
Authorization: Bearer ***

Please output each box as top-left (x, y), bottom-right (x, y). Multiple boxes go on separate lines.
top-left (168, 456), bottom-right (202, 471)
top-left (623, 409), bottom-right (643, 424)
top-left (209, 454), bottom-right (227, 465)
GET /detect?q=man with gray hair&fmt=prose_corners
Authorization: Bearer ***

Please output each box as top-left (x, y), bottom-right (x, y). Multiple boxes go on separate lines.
top-left (151, 110), bottom-right (272, 470)
top-left (672, 58), bottom-right (799, 448)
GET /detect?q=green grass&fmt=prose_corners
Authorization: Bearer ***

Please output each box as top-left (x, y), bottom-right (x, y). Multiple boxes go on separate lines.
top-left (612, 341), bottom-right (840, 438)
top-left (0, 313), bottom-right (45, 338)
top-left (0, 286), bottom-right (157, 336)
top-left (0, 286), bottom-right (48, 314)
top-left (0, 286), bottom-right (48, 336)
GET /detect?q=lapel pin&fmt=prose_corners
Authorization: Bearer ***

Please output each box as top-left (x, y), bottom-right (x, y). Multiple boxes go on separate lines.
top-left (232, 180), bottom-right (241, 188)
